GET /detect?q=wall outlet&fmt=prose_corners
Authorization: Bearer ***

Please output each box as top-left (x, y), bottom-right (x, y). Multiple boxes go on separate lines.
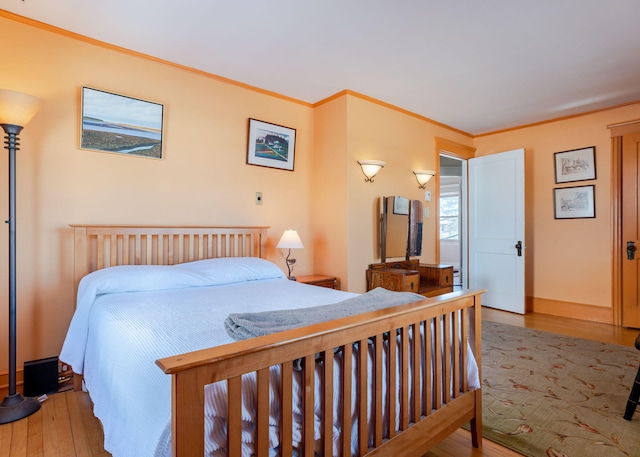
top-left (424, 207), bottom-right (430, 218)
top-left (255, 192), bottom-right (263, 205)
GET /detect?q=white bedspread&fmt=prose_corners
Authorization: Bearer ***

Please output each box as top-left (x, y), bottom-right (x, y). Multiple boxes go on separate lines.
top-left (60, 258), bottom-right (361, 457)
top-left (60, 257), bottom-right (480, 457)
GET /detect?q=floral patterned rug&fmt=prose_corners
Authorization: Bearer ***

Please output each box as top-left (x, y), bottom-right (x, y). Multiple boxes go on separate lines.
top-left (478, 320), bottom-right (640, 457)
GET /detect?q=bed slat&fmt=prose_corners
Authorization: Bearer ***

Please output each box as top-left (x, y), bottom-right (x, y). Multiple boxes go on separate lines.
top-left (387, 328), bottom-right (397, 440)
top-left (322, 349), bottom-right (334, 456)
top-left (303, 354), bottom-right (314, 457)
top-left (228, 376), bottom-right (242, 457)
top-left (374, 333), bottom-right (384, 447)
top-left (281, 362), bottom-right (294, 456)
top-left (256, 368), bottom-right (270, 456)
top-left (444, 313), bottom-right (452, 405)
top-left (341, 343), bottom-right (353, 456)
top-left (358, 337), bottom-right (368, 456)
top-left (400, 325), bottom-right (409, 431)
top-left (433, 317), bottom-right (443, 410)
top-left (411, 324), bottom-right (420, 423)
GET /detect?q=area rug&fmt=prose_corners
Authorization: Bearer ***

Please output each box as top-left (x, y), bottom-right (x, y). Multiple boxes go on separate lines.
top-left (478, 320), bottom-right (640, 457)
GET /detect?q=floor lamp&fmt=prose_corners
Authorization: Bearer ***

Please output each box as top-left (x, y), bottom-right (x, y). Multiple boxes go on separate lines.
top-left (0, 89), bottom-right (45, 424)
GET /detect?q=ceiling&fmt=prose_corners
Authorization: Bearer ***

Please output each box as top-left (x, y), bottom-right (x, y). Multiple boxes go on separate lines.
top-left (3, 0), bottom-right (640, 135)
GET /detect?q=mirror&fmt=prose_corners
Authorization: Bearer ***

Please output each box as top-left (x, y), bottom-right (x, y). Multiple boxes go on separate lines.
top-left (380, 196), bottom-right (424, 262)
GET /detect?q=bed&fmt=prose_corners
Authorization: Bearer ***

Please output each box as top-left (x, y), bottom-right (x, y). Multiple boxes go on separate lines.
top-left (60, 225), bottom-right (484, 457)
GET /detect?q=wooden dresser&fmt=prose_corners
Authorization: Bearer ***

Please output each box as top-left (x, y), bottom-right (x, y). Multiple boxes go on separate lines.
top-left (366, 259), bottom-right (454, 297)
top-left (368, 268), bottom-right (421, 293)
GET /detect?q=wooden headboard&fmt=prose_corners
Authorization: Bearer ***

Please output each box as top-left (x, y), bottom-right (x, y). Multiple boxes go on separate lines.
top-left (70, 225), bottom-right (269, 299)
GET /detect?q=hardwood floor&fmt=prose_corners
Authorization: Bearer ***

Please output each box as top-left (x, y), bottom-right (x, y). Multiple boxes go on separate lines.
top-left (1, 308), bottom-right (638, 457)
top-left (0, 387), bottom-right (110, 457)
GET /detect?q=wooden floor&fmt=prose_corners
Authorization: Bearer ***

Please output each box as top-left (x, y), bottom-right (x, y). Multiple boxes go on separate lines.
top-left (1, 308), bottom-right (638, 457)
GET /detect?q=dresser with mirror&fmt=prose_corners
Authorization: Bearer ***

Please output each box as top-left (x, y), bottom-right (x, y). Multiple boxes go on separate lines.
top-left (366, 196), bottom-right (454, 297)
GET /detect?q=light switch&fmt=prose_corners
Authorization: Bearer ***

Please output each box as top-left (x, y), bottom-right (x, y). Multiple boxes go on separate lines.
top-left (425, 191), bottom-right (431, 201)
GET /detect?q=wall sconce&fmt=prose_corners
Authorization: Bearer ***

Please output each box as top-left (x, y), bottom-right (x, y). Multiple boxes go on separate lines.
top-left (276, 230), bottom-right (304, 280)
top-left (413, 170), bottom-right (436, 189)
top-left (357, 160), bottom-right (385, 182)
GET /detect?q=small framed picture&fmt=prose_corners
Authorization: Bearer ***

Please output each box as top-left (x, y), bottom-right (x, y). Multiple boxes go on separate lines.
top-left (554, 185), bottom-right (595, 219)
top-left (246, 118), bottom-right (296, 171)
top-left (393, 196), bottom-right (409, 215)
top-left (81, 87), bottom-right (164, 159)
top-left (554, 146), bottom-right (596, 183)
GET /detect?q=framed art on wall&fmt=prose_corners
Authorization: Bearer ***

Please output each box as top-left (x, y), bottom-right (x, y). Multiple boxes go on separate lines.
top-left (554, 146), bottom-right (596, 183)
top-left (81, 87), bottom-right (164, 159)
top-left (393, 196), bottom-right (409, 215)
top-left (554, 185), bottom-right (595, 219)
top-left (246, 118), bottom-right (296, 171)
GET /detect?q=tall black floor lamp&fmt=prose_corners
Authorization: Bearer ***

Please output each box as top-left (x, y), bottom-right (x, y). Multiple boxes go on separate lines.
top-left (0, 89), bottom-right (45, 424)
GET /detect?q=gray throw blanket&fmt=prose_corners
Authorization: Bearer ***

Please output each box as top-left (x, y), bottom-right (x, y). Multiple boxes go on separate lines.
top-left (224, 287), bottom-right (425, 341)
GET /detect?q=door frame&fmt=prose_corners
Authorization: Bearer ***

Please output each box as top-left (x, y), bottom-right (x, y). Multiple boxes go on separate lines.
top-left (434, 137), bottom-right (476, 283)
top-left (610, 119), bottom-right (640, 326)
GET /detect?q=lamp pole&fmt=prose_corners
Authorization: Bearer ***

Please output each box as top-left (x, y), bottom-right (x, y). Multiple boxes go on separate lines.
top-left (0, 123), bottom-right (41, 424)
top-left (7, 124), bottom-right (20, 397)
top-left (0, 89), bottom-right (44, 423)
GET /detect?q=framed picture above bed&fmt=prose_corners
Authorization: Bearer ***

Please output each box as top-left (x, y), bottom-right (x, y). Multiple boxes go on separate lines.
top-left (246, 118), bottom-right (296, 171)
top-left (554, 146), bottom-right (596, 183)
top-left (80, 87), bottom-right (164, 159)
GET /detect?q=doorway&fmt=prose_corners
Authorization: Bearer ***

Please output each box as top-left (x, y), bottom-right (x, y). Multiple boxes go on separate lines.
top-left (439, 155), bottom-right (465, 289)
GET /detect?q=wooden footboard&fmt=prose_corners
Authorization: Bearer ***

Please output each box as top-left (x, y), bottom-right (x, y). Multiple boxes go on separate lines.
top-left (157, 289), bottom-right (483, 456)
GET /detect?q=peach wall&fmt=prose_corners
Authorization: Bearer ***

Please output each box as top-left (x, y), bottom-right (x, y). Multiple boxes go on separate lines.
top-left (312, 96), bottom-right (349, 285)
top-left (474, 103), bottom-right (640, 320)
top-left (343, 95), bottom-right (473, 292)
top-left (0, 16), bottom-right (315, 372)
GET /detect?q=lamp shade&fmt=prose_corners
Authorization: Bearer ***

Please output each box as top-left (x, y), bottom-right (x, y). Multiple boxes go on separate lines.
top-left (0, 89), bottom-right (45, 127)
top-left (357, 160), bottom-right (386, 182)
top-left (277, 230), bottom-right (304, 249)
top-left (413, 170), bottom-right (436, 188)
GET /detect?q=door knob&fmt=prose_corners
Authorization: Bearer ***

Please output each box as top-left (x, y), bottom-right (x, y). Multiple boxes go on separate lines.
top-left (515, 240), bottom-right (523, 257)
top-left (627, 241), bottom-right (637, 260)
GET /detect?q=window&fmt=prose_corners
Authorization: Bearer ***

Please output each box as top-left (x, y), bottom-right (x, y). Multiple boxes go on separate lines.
top-left (440, 177), bottom-right (461, 240)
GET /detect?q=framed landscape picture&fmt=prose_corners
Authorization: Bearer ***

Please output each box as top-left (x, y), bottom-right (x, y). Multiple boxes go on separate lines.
top-left (246, 118), bottom-right (296, 171)
top-left (554, 146), bottom-right (596, 183)
top-left (554, 185), bottom-right (595, 219)
top-left (81, 87), bottom-right (164, 159)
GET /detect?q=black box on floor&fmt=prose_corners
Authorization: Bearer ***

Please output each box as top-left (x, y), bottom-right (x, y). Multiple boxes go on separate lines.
top-left (24, 356), bottom-right (58, 397)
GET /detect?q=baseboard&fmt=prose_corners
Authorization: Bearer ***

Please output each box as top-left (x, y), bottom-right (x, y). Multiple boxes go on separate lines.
top-left (0, 368), bottom-right (24, 398)
top-left (529, 296), bottom-right (612, 324)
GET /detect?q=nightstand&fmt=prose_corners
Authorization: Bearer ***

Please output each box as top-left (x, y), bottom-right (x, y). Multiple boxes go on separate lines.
top-left (296, 274), bottom-right (338, 289)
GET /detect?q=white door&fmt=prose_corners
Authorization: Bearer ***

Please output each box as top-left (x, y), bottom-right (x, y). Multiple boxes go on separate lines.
top-left (469, 149), bottom-right (525, 313)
